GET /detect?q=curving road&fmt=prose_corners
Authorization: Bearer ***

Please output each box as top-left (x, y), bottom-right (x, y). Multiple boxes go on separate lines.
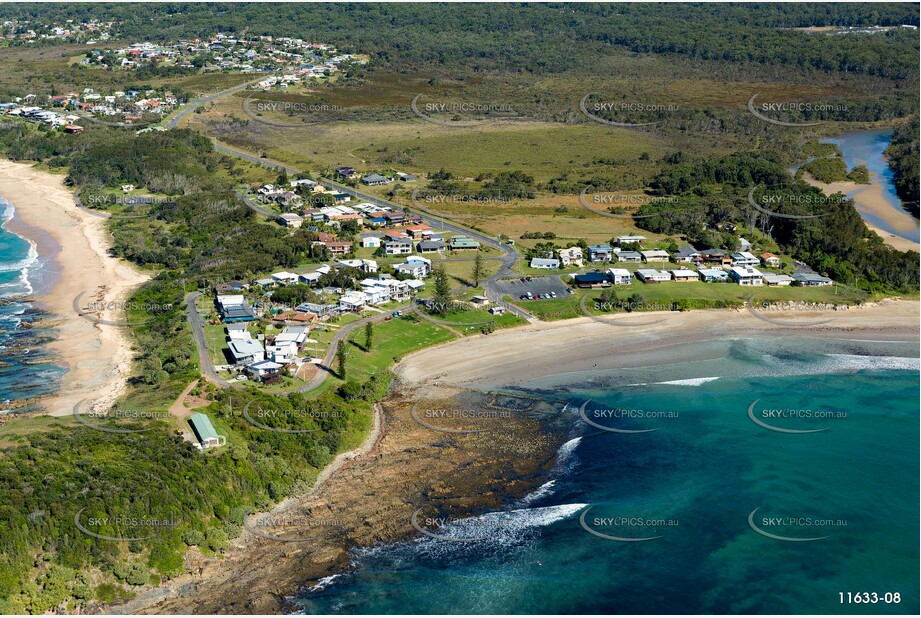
top-left (185, 292), bottom-right (231, 388)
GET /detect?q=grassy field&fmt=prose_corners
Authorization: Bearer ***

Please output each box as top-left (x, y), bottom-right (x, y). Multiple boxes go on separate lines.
top-left (339, 314), bottom-right (456, 383)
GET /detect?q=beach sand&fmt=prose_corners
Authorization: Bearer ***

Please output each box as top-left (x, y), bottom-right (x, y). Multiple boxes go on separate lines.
top-left (115, 299), bottom-right (917, 615)
top-left (802, 174), bottom-right (920, 253)
top-left (0, 160), bottom-right (149, 417)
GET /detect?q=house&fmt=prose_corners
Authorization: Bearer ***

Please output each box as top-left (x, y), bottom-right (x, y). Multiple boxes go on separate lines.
top-left (361, 173), bottom-right (391, 186)
top-left (673, 246), bottom-right (701, 264)
top-left (616, 235), bottom-right (646, 246)
top-left (189, 413), bottom-right (226, 449)
top-left (326, 241), bottom-right (353, 256)
top-left (274, 310), bottom-right (318, 324)
top-left (607, 268), bottom-right (633, 285)
top-left (215, 281), bottom-right (248, 294)
top-left (449, 236), bottom-right (480, 250)
top-left (729, 266), bottom-right (764, 286)
top-left (276, 325), bottom-right (310, 346)
top-left (760, 253), bottom-right (781, 268)
top-left (615, 251), bottom-right (643, 263)
top-left (792, 272), bottom-right (833, 287)
top-left (291, 178), bottom-right (317, 189)
top-left (299, 271), bottom-right (323, 285)
top-left (335, 166), bottom-right (355, 179)
top-left (738, 237), bottom-right (752, 252)
top-left (266, 340), bottom-right (299, 364)
top-left (404, 224), bottom-right (433, 239)
top-left (384, 211), bottom-right (405, 226)
top-left (338, 291), bottom-right (367, 312)
top-left (418, 240), bottom-right (446, 253)
top-left (700, 249), bottom-right (733, 266)
top-left (396, 172), bottom-right (416, 182)
top-left (296, 302), bottom-right (338, 318)
top-left (588, 245), bottom-right (613, 263)
top-left (220, 304), bottom-right (256, 324)
top-left (270, 271), bottom-right (298, 285)
top-left (636, 269), bottom-right (671, 283)
top-left (488, 306), bottom-right (505, 315)
top-left (641, 249), bottom-right (671, 263)
top-left (763, 274), bottom-right (794, 286)
top-left (384, 238), bottom-right (413, 256)
top-left (229, 338), bottom-right (265, 364)
top-left (361, 285), bottom-right (391, 305)
top-left (530, 258), bottom-right (560, 270)
top-left (698, 268), bottom-right (729, 283)
top-left (394, 262), bottom-right (429, 279)
top-left (671, 269), bottom-right (698, 282)
top-left (245, 359), bottom-right (284, 381)
top-left (731, 252), bottom-right (760, 266)
top-left (573, 272), bottom-right (611, 288)
top-left (254, 277), bottom-right (275, 289)
top-left (361, 259), bottom-right (379, 273)
top-left (557, 247), bottom-right (584, 267)
top-left (470, 295), bottom-right (491, 307)
top-left (361, 235), bottom-right (382, 248)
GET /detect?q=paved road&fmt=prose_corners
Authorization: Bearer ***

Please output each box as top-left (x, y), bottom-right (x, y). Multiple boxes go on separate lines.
top-left (318, 178), bottom-right (533, 320)
top-left (185, 292), bottom-right (231, 388)
top-left (167, 76), bottom-right (268, 129)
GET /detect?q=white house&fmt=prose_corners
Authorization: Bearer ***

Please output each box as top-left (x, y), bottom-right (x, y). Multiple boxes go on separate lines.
top-left (229, 339), bottom-right (265, 364)
top-left (731, 252), bottom-right (760, 266)
top-left (698, 268), bottom-right (729, 283)
top-left (671, 269), bottom-right (698, 282)
top-left (338, 292), bottom-right (367, 312)
top-left (607, 268), bottom-right (633, 285)
top-left (729, 266), bottom-right (764, 286)
top-left (557, 247), bottom-right (584, 267)
top-left (245, 359), bottom-right (283, 378)
top-left (763, 274), bottom-right (794, 286)
top-left (636, 269), bottom-right (671, 283)
top-left (299, 271), bottom-right (323, 285)
top-left (530, 258), bottom-right (561, 270)
top-left (277, 213), bottom-right (304, 228)
top-left (394, 262), bottom-right (429, 279)
top-left (361, 235), bottom-right (381, 248)
top-left (641, 249), bottom-right (671, 263)
top-left (271, 271), bottom-right (299, 285)
top-left (616, 235), bottom-right (646, 246)
top-left (266, 340), bottom-right (299, 364)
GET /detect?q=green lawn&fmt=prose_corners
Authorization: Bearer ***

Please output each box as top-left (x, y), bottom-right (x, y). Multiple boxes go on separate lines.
top-left (340, 315), bottom-right (456, 383)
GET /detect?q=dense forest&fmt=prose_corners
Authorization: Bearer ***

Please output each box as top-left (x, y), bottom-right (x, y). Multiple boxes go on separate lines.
top-left (0, 125), bottom-right (388, 614)
top-left (1, 4), bottom-right (918, 78)
top-left (885, 115), bottom-right (920, 217)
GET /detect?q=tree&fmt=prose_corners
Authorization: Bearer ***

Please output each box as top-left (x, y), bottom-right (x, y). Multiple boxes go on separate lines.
top-left (276, 168), bottom-right (289, 186)
top-left (336, 339), bottom-right (347, 379)
top-left (431, 266), bottom-right (452, 316)
top-left (471, 253), bottom-right (484, 287)
top-left (364, 321), bottom-right (373, 350)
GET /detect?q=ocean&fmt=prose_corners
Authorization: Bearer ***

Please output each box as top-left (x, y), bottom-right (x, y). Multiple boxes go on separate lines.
top-left (0, 196), bottom-right (65, 412)
top-left (294, 337), bottom-right (920, 614)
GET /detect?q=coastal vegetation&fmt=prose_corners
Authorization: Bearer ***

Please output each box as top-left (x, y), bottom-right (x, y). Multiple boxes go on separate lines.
top-left (0, 2), bottom-right (918, 613)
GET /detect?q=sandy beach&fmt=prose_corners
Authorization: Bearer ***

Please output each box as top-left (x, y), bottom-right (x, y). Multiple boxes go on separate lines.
top-left (802, 174), bottom-right (920, 253)
top-left (111, 298), bottom-right (918, 615)
top-left (0, 159), bottom-right (149, 417)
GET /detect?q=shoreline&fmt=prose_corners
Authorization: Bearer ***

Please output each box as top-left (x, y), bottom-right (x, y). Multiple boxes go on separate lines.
top-left (801, 173), bottom-right (920, 253)
top-left (0, 159), bottom-right (149, 417)
top-left (118, 299), bottom-right (918, 615)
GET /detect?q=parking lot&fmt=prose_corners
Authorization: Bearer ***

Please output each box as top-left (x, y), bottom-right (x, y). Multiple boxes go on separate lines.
top-left (494, 275), bottom-right (572, 301)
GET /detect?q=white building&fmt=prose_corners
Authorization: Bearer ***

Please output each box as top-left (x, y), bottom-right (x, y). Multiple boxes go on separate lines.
top-left (557, 247), bottom-right (584, 267)
top-left (636, 269), bottom-right (671, 283)
top-left (729, 266), bottom-right (764, 286)
top-left (530, 258), bottom-right (561, 270)
top-left (271, 271), bottom-right (299, 285)
top-left (641, 249), bottom-right (671, 263)
top-left (607, 268), bottom-right (633, 285)
top-left (671, 269), bottom-right (698, 282)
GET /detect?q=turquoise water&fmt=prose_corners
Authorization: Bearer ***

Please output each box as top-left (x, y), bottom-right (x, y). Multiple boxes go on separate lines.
top-left (824, 129), bottom-right (919, 242)
top-left (295, 339), bottom-right (919, 614)
top-left (0, 196), bottom-right (64, 409)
